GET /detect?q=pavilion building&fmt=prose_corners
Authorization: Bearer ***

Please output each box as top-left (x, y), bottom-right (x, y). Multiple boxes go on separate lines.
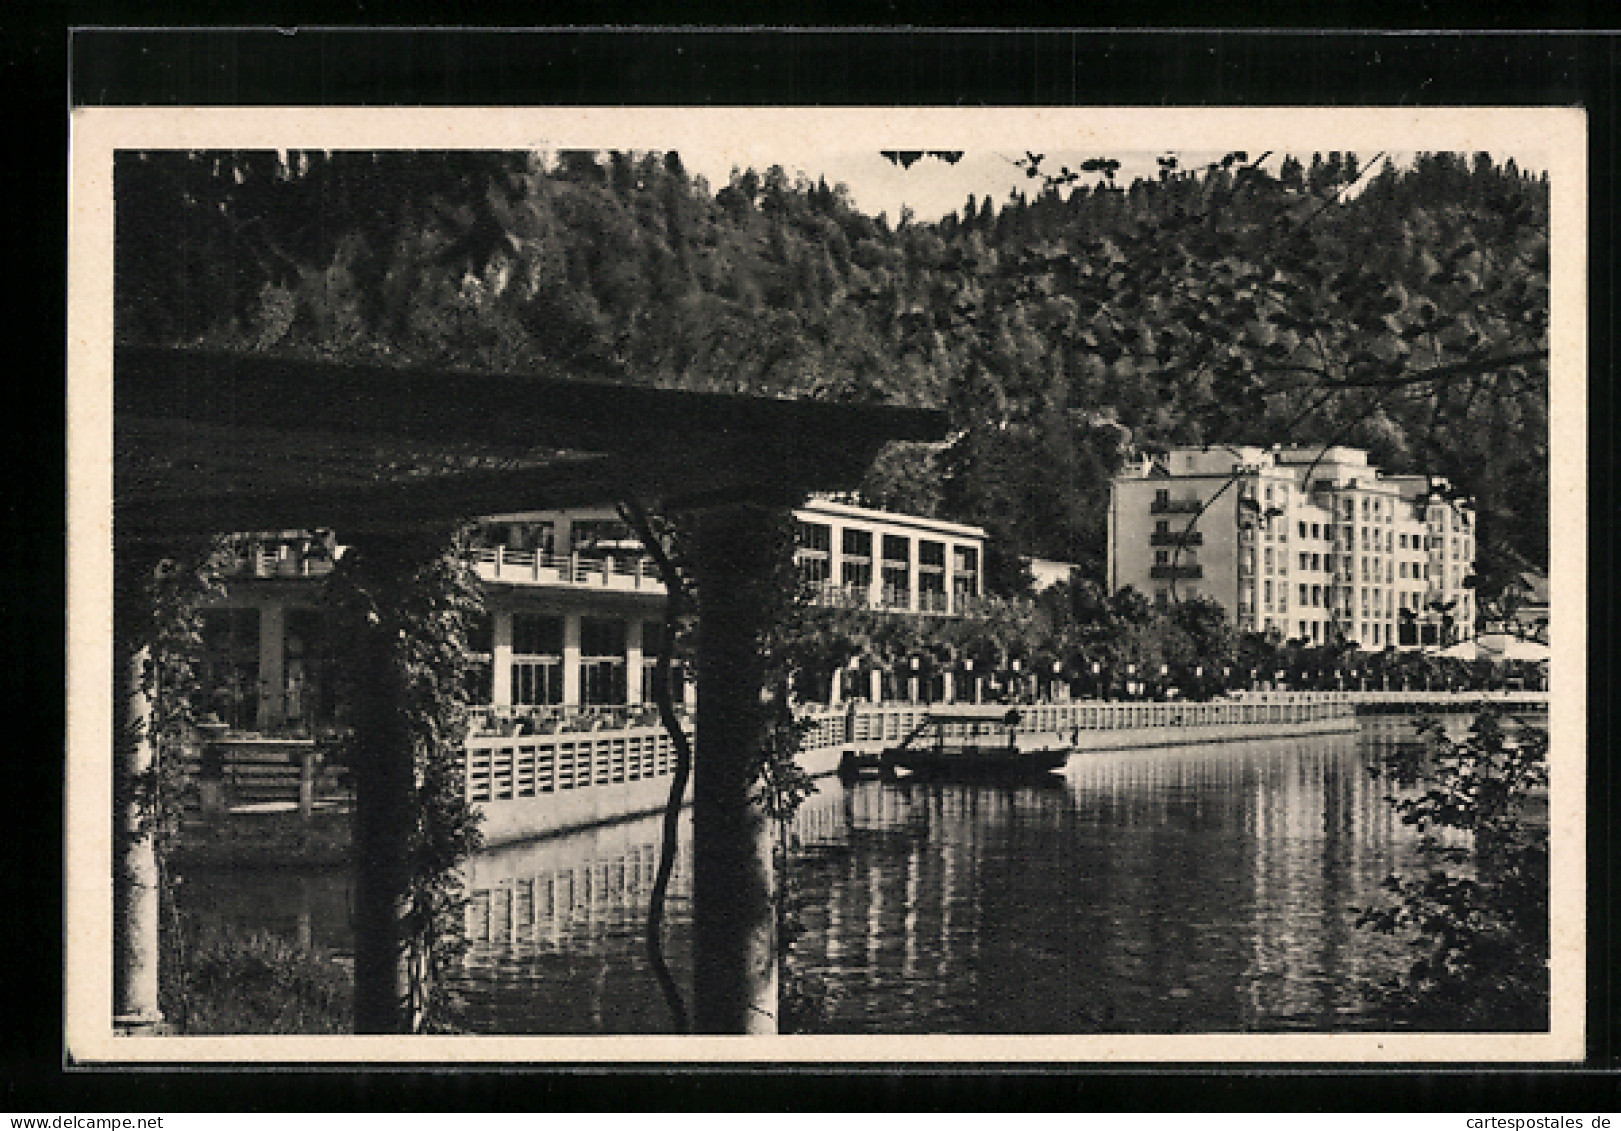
top-left (197, 496), bottom-right (988, 736)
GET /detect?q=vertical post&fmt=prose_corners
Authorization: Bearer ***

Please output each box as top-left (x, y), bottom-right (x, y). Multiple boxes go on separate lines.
top-left (626, 617), bottom-right (645, 705)
top-left (345, 537), bottom-right (419, 1035)
top-left (490, 610), bottom-right (513, 708)
top-left (258, 601), bottom-right (286, 730)
top-left (114, 631), bottom-right (163, 1034)
top-left (298, 745), bottom-right (316, 820)
top-left (689, 504), bottom-right (781, 1035)
top-left (562, 613), bottom-right (582, 707)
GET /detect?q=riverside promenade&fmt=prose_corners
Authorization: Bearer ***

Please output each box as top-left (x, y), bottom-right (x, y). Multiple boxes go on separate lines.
top-left (470, 691), bottom-right (1371, 843)
top-left (187, 689), bottom-right (1546, 846)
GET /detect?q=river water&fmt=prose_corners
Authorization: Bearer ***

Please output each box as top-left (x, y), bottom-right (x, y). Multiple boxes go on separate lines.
top-left (177, 716), bottom-right (1489, 1034)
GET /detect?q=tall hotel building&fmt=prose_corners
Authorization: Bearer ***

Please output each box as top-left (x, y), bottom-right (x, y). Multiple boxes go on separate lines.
top-left (1108, 446), bottom-right (1475, 650)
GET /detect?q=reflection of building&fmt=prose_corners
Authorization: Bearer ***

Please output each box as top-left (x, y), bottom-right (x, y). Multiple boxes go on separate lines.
top-left (1108, 445), bottom-right (1475, 650)
top-left (197, 498), bottom-right (988, 735)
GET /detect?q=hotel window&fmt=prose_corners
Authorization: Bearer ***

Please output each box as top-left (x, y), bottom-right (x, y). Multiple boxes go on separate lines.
top-left (1154, 589), bottom-right (1169, 609)
top-left (1386, 531), bottom-right (1394, 552)
top-left (918, 540), bottom-right (947, 611)
top-left (462, 611), bottom-right (493, 706)
top-left (1155, 519), bottom-right (1170, 537)
top-left (1343, 500), bottom-right (1355, 520)
top-left (881, 534), bottom-right (911, 608)
top-left (579, 618), bottom-right (628, 706)
top-left (1155, 550), bottom-right (1171, 565)
top-left (511, 614), bottom-right (565, 707)
top-left (1298, 583), bottom-right (1308, 605)
top-left (1298, 521), bottom-right (1309, 539)
top-left (1361, 497), bottom-right (1370, 518)
top-left (200, 607), bottom-right (263, 731)
top-left (1299, 552), bottom-right (1310, 571)
top-left (1154, 488), bottom-right (1170, 510)
top-left (1263, 548), bottom-right (1273, 572)
top-left (1452, 537), bottom-right (1460, 559)
top-left (1310, 523), bottom-right (1320, 539)
top-left (795, 521), bottom-right (832, 585)
top-left (1311, 584), bottom-right (1322, 607)
top-left (1399, 561), bottom-right (1408, 578)
top-left (1310, 553), bottom-right (1320, 571)
top-left (953, 545), bottom-right (979, 603)
top-left (1263, 579), bottom-right (1273, 606)
top-left (1399, 533), bottom-right (1408, 549)
top-left (841, 528), bottom-right (873, 593)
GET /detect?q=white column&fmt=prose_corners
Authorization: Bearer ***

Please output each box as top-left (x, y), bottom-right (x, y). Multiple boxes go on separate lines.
top-left (490, 609), bottom-right (513, 707)
top-left (626, 617), bottom-right (645, 704)
top-left (115, 642), bottom-right (162, 1031)
top-left (827, 521), bottom-right (845, 602)
top-left (906, 538), bottom-right (919, 613)
top-left (258, 602), bottom-right (285, 728)
top-left (944, 545), bottom-right (956, 615)
top-left (869, 668), bottom-right (883, 705)
top-left (562, 613), bottom-right (582, 706)
top-left (867, 531), bottom-right (883, 610)
top-left (942, 671), bottom-right (955, 704)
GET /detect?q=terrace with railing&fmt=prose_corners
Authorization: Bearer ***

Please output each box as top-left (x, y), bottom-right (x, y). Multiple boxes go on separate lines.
top-left (463, 545), bottom-right (665, 592)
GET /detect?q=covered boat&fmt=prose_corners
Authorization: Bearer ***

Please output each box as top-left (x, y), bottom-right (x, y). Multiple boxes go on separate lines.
top-left (880, 705), bottom-right (1069, 780)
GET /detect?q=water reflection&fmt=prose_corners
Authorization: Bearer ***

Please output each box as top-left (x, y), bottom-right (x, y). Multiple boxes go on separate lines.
top-left (175, 718), bottom-right (1501, 1033)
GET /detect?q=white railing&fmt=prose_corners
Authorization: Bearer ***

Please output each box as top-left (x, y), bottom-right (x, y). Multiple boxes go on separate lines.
top-left (463, 694), bottom-right (1362, 804)
top-left (465, 724), bottom-right (686, 803)
top-left (464, 547), bottom-right (663, 592)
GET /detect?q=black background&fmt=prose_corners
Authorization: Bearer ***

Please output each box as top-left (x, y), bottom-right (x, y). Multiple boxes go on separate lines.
top-left (7, 18), bottom-right (1616, 1112)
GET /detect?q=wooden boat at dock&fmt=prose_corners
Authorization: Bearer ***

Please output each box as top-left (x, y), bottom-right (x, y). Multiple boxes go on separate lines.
top-left (879, 705), bottom-right (1070, 780)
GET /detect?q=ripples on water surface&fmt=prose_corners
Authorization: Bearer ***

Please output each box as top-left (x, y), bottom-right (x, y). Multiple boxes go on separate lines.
top-left (179, 718), bottom-right (1513, 1034)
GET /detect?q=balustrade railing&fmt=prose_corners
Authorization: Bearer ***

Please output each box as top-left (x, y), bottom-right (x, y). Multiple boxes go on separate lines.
top-left (462, 693), bottom-right (1363, 804)
top-left (462, 546), bottom-right (664, 590)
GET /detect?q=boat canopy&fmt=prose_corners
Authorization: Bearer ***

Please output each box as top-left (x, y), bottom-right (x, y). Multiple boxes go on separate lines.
top-left (924, 705), bottom-right (1024, 726)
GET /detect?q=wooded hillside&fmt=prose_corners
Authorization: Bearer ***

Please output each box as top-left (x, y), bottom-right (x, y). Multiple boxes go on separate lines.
top-left (117, 148), bottom-right (1549, 604)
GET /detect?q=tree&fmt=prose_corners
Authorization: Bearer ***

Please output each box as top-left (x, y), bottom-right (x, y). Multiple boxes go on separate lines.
top-left (1358, 710), bottom-right (1549, 1029)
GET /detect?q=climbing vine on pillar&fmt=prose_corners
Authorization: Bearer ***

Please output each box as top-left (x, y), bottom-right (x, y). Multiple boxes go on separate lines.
top-left (112, 537), bottom-right (230, 1027)
top-left (321, 532), bottom-right (485, 1032)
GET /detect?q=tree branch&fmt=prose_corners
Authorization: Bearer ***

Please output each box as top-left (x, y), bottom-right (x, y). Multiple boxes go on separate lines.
top-left (619, 497), bottom-right (693, 1035)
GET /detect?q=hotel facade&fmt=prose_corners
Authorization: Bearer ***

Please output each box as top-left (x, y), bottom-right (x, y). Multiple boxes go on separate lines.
top-left (1107, 445), bottom-right (1476, 651)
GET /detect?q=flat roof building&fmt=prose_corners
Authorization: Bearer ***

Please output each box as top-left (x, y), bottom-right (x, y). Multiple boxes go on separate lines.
top-left (198, 498), bottom-right (988, 735)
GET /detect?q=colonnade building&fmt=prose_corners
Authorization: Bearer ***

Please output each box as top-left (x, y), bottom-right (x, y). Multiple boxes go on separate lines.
top-left (197, 497), bottom-right (987, 736)
top-left (1107, 445), bottom-right (1476, 651)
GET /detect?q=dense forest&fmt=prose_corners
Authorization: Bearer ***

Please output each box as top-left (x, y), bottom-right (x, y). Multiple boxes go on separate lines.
top-left (117, 147), bottom-right (1549, 605)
